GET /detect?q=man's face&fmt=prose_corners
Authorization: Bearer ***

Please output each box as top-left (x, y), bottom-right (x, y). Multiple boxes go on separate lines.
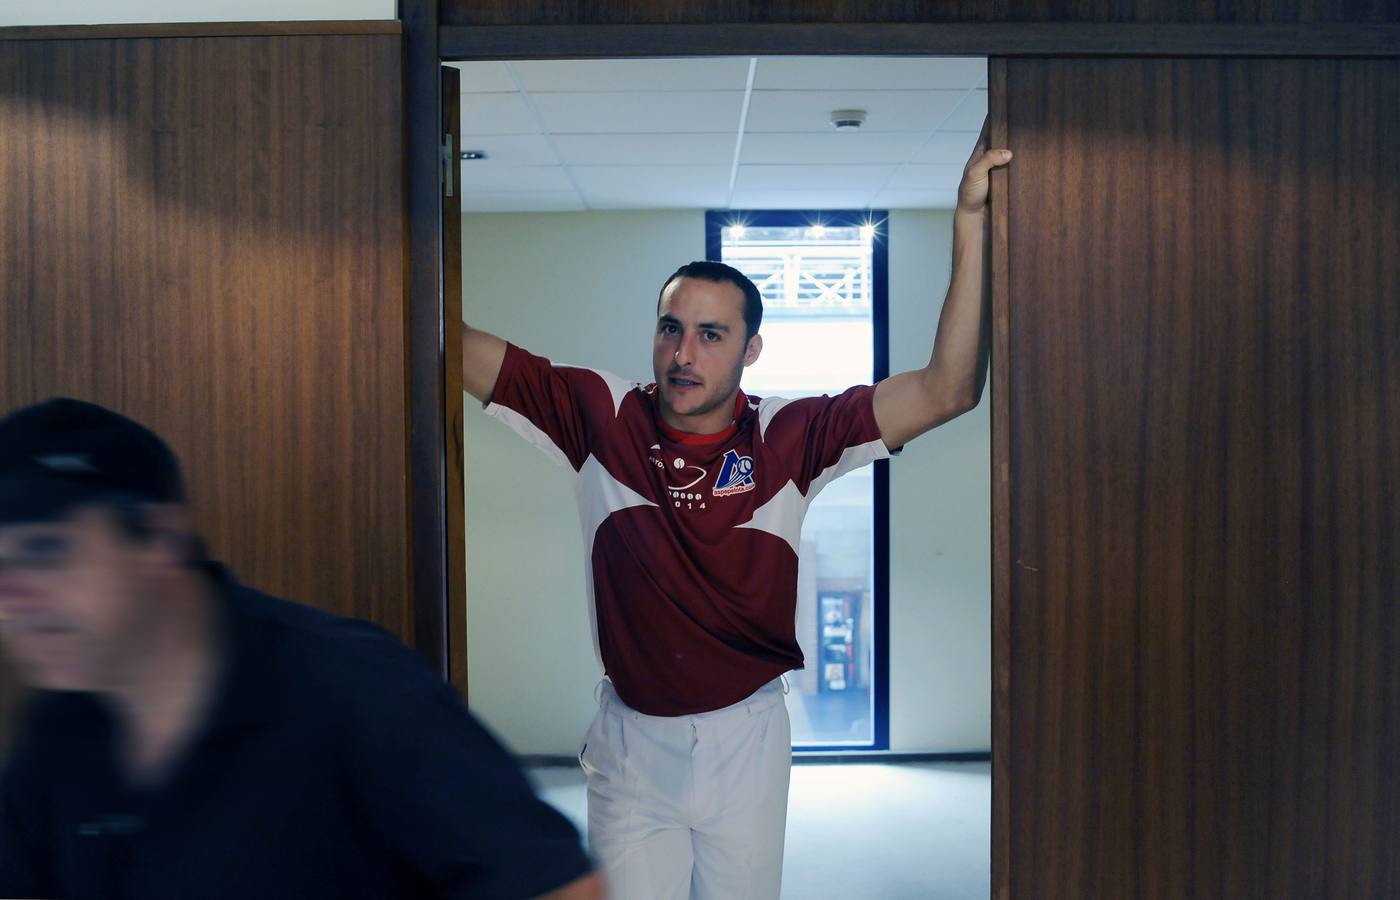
top-left (0, 506), bottom-right (165, 691)
top-left (652, 277), bottom-right (761, 429)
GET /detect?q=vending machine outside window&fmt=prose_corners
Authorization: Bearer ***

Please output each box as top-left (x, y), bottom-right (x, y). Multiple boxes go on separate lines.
top-left (818, 590), bottom-right (861, 693)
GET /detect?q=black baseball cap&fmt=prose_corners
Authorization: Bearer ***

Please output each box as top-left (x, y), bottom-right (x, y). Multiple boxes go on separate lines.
top-left (0, 398), bottom-right (186, 526)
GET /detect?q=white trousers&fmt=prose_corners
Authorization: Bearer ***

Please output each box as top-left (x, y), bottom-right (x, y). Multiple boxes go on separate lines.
top-left (579, 679), bottom-right (792, 900)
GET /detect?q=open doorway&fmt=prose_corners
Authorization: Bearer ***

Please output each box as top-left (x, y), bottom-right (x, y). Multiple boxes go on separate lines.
top-left (450, 55), bottom-right (991, 899)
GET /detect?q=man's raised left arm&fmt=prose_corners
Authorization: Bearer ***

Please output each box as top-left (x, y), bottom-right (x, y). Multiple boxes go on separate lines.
top-left (873, 122), bottom-right (1012, 449)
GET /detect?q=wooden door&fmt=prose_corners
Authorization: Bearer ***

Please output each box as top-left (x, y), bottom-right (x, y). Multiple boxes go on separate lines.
top-left (442, 64), bottom-right (468, 694)
top-left (991, 57), bottom-right (1399, 898)
top-left (0, 26), bottom-right (414, 743)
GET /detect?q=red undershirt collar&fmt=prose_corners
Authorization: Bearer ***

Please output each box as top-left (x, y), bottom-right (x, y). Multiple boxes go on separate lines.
top-left (655, 391), bottom-right (748, 446)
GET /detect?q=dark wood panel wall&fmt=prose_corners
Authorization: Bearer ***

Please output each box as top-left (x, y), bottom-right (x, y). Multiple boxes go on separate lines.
top-left (998, 57), bottom-right (1399, 898)
top-left (441, 65), bottom-right (469, 693)
top-left (0, 31), bottom-right (411, 739)
top-left (442, 0), bottom-right (1399, 25)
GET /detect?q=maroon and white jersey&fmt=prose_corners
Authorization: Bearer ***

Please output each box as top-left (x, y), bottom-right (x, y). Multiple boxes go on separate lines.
top-left (485, 343), bottom-right (890, 716)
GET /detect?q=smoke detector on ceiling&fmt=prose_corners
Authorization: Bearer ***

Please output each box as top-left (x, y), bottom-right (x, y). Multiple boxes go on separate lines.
top-left (830, 109), bottom-right (867, 131)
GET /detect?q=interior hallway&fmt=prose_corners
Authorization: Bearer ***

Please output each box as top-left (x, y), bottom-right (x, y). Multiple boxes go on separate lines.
top-left (529, 760), bottom-right (991, 900)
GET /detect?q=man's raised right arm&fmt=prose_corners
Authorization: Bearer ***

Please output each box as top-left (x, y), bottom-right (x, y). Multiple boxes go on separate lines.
top-left (462, 324), bottom-right (509, 403)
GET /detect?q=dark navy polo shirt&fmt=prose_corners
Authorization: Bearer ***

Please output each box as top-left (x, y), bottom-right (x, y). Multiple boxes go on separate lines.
top-left (0, 565), bottom-right (593, 899)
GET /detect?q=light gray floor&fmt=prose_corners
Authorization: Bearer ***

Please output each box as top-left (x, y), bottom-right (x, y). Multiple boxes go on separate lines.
top-left (528, 761), bottom-right (991, 900)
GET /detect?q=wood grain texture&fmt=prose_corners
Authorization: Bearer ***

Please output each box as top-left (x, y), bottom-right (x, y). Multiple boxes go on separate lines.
top-left (442, 64), bottom-right (469, 696)
top-left (440, 22), bottom-right (1400, 59)
top-left (443, 0), bottom-right (995, 26)
top-left (403, 0), bottom-right (449, 674)
top-left (999, 0), bottom-right (1400, 21)
top-left (0, 33), bottom-right (411, 740)
top-left (989, 57), bottom-right (1013, 900)
top-left (441, 0), bottom-right (1399, 25)
top-left (998, 57), bottom-right (1399, 898)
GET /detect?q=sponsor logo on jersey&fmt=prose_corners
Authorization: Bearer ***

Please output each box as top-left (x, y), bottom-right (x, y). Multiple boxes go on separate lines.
top-left (712, 449), bottom-right (756, 497)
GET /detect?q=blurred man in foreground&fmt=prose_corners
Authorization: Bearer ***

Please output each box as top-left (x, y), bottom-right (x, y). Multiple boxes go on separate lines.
top-left (0, 397), bottom-right (602, 900)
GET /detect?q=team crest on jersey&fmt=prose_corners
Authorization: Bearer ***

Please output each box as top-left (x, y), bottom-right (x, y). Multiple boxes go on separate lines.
top-left (712, 449), bottom-right (756, 497)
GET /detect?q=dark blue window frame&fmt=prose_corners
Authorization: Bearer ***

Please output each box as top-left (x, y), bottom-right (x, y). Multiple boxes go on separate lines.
top-left (705, 209), bottom-right (891, 753)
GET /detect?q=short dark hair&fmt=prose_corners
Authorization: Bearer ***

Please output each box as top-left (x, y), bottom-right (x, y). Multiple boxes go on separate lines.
top-left (658, 261), bottom-right (763, 341)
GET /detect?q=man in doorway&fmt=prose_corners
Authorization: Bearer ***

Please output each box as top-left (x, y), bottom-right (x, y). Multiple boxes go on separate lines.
top-left (461, 131), bottom-right (1011, 898)
top-left (0, 398), bottom-right (603, 900)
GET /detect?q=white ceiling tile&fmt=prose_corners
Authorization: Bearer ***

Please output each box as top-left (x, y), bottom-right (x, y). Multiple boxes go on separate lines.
top-left (753, 57), bottom-right (987, 91)
top-left (727, 189), bottom-right (878, 210)
top-left (886, 164), bottom-right (966, 191)
top-left (570, 165), bottom-right (729, 209)
top-left (872, 189), bottom-right (960, 210)
top-left (941, 90), bottom-right (989, 132)
top-left (456, 134), bottom-right (557, 167)
top-left (912, 131), bottom-right (981, 165)
top-left (553, 133), bottom-right (735, 166)
top-left (745, 90), bottom-right (964, 133)
top-left (446, 57), bottom-right (993, 212)
top-left (458, 166), bottom-right (575, 192)
top-left (460, 93), bottom-right (539, 135)
top-left (740, 131), bottom-right (925, 165)
top-left (512, 58), bottom-right (752, 93)
top-left (449, 62), bottom-right (518, 93)
top-left (734, 164), bottom-right (895, 192)
top-left (532, 91), bottom-right (744, 134)
top-left (461, 191), bottom-right (586, 213)
top-left (585, 191), bottom-right (727, 210)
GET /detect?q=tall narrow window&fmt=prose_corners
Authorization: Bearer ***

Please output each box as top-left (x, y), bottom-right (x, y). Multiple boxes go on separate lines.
top-left (707, 210), bottom-right (890, 750)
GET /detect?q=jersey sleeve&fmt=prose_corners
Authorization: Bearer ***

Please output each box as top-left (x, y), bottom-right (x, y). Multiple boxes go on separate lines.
top-left (343, 655), bottom-right (594, 900)
top-left (483, 342), bottom-right (634, 472)
top-left (759, 383), bottom-right (892, 497)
